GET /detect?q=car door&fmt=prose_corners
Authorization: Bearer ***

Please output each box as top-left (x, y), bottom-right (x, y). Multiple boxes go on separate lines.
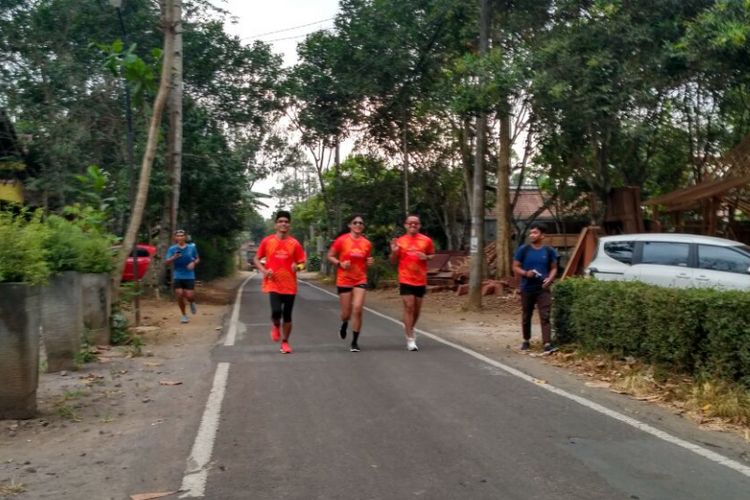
top-left (694, 244), bottom-right (750, 291)
top-left (624, 241), bottom-right (693, 288)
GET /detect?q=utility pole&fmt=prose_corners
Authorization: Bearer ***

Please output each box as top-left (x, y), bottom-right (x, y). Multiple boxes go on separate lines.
top-left (467, 0), bottom-right (490, 310)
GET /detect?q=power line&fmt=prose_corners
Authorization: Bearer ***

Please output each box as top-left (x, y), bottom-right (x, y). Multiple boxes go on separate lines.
top-left (261, 28), bottom-right (333, 43)
top-left (245, 17), bottom-right (335, 40)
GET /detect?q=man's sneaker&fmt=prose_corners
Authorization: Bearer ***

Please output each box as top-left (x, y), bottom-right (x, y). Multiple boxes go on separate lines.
top-left (180, 315), bottom-right (189, 324)
top-left (270, 325), bottom-right (281, 342)
top-left (350, 342), bottom-right (360, 352)
top-left (543, 343), bottom-right (557, 354)
top-left (520, 340), bottom-right (530, 351)
top-left (407, 339), bottom-right (419, 351)
top-left (280, 341), bottom-right (293, 354)
top-left (189, 302), bottom-right (197, 315)
top-left (339, 322), bottom-right (348, 340)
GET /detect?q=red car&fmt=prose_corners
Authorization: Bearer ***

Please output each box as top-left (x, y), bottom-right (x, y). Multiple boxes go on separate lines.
top-left (121, 244), bottom-right (157, 282)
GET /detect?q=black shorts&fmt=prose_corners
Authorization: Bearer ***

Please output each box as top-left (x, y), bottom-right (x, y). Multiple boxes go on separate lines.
top-left (399, 283), bottom-right (426, 297)
top-left (337, 284), bottom-right (368, 294)
top-left (173, 279), bottom-right (195, 290)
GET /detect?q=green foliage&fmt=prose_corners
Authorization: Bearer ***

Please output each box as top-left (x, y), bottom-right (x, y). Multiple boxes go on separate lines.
top-left (44, 214), bottom-right (114, 273)
top-left (0, 209), bottom-right (51, 285)
top-left (553, 279), bottom-right (750, 388)
top-left (366, 258), bottom-right (397, 289)
top-left (306, 254), bottom-right (322, 272)
top-left (193, 236), bottom-right (236, 281)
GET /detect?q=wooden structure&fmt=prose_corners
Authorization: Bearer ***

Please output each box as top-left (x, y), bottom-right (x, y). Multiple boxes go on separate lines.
top-left (560, 226), bottom-right (603, 280)
top-left (644, 134), bottom-right (750, 240)
top-left (604, 187), bottom-right (645, 234)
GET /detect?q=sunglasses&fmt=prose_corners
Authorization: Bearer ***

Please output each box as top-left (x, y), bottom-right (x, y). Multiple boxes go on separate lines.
top-left (351, 221), bottom-right (365, 226)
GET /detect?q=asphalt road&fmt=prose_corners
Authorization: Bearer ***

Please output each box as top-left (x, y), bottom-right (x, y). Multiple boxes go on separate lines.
top-left (189, 276), bottom-right (750, 499)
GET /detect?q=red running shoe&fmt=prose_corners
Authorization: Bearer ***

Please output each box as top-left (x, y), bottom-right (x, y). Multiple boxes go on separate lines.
top-left (280, 341), bottom-right (293, 354)
top-left (270, 325), bottom-right (281, 342)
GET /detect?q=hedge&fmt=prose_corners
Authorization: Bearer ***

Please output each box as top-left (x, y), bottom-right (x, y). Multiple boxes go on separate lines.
top-left (552, 279), bottom-right (750, 388)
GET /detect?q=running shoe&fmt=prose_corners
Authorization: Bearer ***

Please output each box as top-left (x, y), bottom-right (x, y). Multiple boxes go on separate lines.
top-left (189, 302), bottom-right (197, 315)
top-left (339, 322), bottom-right (348, 340)
top-left (280, 341), bottom-right (293, 354)
top-left (180, 315), bottom-right (189, 324)
top-left (543, 343), bottom-right (557, 354)
top-left (350, 342), bottom-right (360, 352)
top-left (407, 339), bottom-right (419, 352)
top-left (270, 325), bottom-right (281, 342)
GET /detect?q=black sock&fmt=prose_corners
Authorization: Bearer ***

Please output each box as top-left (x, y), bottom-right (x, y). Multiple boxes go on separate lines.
top-left (339, 321), bottom-right (348, 339)
top-left (352, 331), bottom-right (360, 346)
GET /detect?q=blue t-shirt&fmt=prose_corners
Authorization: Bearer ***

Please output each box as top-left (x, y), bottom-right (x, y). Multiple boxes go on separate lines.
top-left (167, 243), bottom-right (199, 280)
top-left (513, 244), bottom-right (558, 293)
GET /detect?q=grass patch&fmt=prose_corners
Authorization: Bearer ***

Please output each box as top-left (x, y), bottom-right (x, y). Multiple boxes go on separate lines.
top-left (0, 479), bottom-right (26, 496)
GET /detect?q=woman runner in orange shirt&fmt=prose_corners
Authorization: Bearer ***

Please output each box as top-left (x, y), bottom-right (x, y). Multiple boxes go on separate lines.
top-left (327, 214), bottom-right (374, 352)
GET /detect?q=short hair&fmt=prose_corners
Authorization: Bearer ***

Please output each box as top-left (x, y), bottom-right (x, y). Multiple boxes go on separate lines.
top-left (347, 213), bottom-right (365, 224)
top-left (528, 222), bottom-right (547, 234)
top-left (275, 210), bottom-right (291, 222)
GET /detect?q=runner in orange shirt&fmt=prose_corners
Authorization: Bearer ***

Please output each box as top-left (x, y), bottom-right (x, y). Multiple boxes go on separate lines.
top-left (389, 213), bottom-right (435, 351)
top-left (253, 210), bottom-right (306, 354)
top-left (327, 214), bottom-right (374, 352)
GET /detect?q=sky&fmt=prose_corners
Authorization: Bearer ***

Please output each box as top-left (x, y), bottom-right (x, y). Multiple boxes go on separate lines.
top-left (221, 0), bottom-right (342, 217)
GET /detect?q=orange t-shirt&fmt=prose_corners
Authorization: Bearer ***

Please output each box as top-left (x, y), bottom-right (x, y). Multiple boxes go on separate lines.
top-left (394, 233), bottom-right (434, 286)
top-left (331, 233), bottom-right (372, 287)
top-left (257, 235), bottom-right (306, 294)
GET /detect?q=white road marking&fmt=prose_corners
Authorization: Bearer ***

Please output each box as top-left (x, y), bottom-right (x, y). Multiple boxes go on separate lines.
top-left (179, 362), bottom-right (231, 498)
top-left (223, 273), bottom-right (255, 347)
top-left (301, 280), bottom-right (750, 478)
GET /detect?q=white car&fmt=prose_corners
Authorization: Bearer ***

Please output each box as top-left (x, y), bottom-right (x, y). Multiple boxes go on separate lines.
top-left (585, 233), bottom-right (750, 291)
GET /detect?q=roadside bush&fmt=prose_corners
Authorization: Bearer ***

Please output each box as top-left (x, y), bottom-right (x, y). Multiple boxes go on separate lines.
top-left (306, 254), bottom-right (322, 272)
top-left (0, 209), bottom-right (50, 285)
top-left (553, 278), bottom-right (750, 388)
top-left (193, 236), bottom-right (236, 281)
top-left (44, 215), bottom-right (114, 273)
top-left (367, 257), bottom-right (396, 289)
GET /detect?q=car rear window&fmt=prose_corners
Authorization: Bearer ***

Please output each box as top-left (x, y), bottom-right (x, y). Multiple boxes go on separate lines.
top-left (698, 245), bottom-right (750, 274)
top-left (641, 241), bottom-right (690, 267)
top-left (603, 241), bottom-right (635, 264)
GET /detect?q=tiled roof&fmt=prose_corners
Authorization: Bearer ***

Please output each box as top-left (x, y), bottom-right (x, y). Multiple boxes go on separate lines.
top-left (486, 189), bottom-right (556, 220)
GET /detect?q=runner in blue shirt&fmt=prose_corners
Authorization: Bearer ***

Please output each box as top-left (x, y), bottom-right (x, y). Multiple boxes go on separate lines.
top-left (165, 229), bottom-right (200, 324)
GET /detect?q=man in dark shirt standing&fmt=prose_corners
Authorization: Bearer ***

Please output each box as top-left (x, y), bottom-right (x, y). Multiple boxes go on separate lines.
top-left (512, 222), bottom-right (558, 353)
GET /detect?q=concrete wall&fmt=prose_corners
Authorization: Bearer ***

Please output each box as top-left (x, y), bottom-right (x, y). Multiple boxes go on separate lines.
top-left (0, 284), bottom-right (40, 419)
top-left (81, 272), bottom-right (111, 345)
top-left (41, 271), bottom-right (83, 372)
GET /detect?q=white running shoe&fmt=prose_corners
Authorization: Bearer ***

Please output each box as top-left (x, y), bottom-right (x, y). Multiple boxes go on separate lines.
top-left (407, 339), bottom-right (419, 351)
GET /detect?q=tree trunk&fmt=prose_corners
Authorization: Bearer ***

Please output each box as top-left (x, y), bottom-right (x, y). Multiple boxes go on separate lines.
top-left (156, 0), bottom-right (183, 294)
top-left (466, 0), bottom-right (490, 311)
top-left (113, 1), bottom-right (176, 294)
top-left (496, 104), bottom-right (512, 279)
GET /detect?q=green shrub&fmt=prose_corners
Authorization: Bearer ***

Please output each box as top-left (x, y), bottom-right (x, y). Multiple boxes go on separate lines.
top-left (0, 209), bottom-right (51, 285)
top-left (44, 215), bottom-right (114, 273)
top-left (367, 257), bottom-right (396, 289)
top-left (306, 254), bottom-right (322, 272)
top-left (193, 236), bottom-right (236, 281)
top-left (553, 279), bottom-right (750, 388)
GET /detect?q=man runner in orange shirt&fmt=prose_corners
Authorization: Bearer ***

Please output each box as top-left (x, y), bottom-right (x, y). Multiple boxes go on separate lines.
top-left (389, 214), bottom-right (435, 351)
top-left (327, 214), bottom-right (374, 352)
top-left (253, 211), bottom-right (306, 354)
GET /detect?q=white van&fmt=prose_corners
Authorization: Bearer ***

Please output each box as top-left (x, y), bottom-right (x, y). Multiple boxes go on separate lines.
top-left (585, 233), bottom-right (750, 291)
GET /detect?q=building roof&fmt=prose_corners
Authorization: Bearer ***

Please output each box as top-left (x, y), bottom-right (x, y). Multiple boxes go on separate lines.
top-left (486, 189), bottom-right (557, 220)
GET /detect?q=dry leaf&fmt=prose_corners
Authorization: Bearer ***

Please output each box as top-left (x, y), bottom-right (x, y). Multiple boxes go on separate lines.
top-left (130, 492), bottom-right (177, 500)
top-left (585, 381), bottom-right (611, 388)
top-left (159, 380), bottom-right (183, 386)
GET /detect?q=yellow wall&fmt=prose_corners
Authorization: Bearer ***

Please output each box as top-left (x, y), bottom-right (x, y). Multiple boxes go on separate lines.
top-left (0, 180), bottom-right (23, 203)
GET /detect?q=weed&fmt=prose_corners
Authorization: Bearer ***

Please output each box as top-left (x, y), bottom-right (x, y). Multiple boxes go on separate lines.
top-left (0, 478), bottom-right (26, 496)
top-left (687, 380), bottom-right (750, 426)
top-left (55, 404), bottom-right (80, 422)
